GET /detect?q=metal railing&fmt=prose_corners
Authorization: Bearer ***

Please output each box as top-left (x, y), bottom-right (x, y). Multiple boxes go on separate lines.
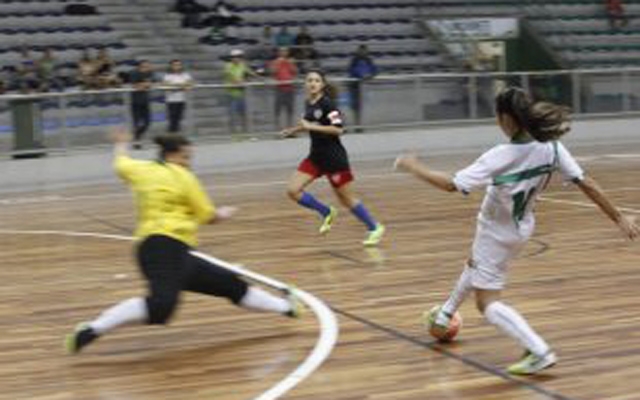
top-left (1, 67), bottom-right (640, 154)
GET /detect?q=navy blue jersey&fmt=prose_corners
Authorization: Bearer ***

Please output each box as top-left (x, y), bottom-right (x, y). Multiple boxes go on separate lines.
top-left (304, 95), bottom-right (350, 172)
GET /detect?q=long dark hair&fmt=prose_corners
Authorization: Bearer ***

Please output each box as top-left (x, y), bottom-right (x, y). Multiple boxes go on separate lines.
top-left (495, 87), bottom-right (571, 142)
top-left (306, 69), bottom-right (339, 101)
top-left (154, 135), bottom-right (191, 160)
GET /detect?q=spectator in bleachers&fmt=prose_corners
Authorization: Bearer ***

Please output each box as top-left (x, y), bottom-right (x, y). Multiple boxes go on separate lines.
top-left (294, 26), bottom-right (314, 56)
top-left (275, 26), bottom-right (295, 48)
top-left (250, 26), bottom-right (276, 72)
top-left (348, 45), bottom-right (378, 131)
top-left (163, 59), bottom-right (194, 133)
top-left (202, 0), bottom-right (242, 40)
top-left (175, 0), bottom-right (208, 28)
top-left (270, 47), bottom-right (298, 129)
top-left (223, 49), bottom-right (258, 134)
top-left (606, 0), bottom-right (628, 30)
top-left (16, 47), bottom-right (39, 94)
top-left (293, 26), bottom-right (319, 74)
top-left (95, 48), bottom-right (121, 89)
top-left (77, 50), bottom-right (98, 90)
top-left (129, 60), bottom-right (158, 149)
top-left (37, 48), bottom-right (63, 92)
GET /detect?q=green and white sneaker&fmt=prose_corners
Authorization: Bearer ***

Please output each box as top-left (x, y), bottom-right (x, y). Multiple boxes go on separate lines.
top-left (363, 224), bottom-right (385, 247)
top-left (65, 322), bottom-right (99, 355)
top-left (507, 351), bottom-right (557, 375)
top-left (284, 288), bottom-right (304, 319)
top-left (319, 206), bottom-right (338, 235)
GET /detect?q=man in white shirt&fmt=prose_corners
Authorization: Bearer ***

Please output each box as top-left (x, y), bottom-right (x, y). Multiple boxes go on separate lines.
top-left (163, 60), bottom-right (194, 133)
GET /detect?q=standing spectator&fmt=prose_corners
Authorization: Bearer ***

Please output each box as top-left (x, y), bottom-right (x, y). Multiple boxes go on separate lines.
top-left (37, 48), bottom-right (63, 92)
top-left (162, 59), bottom-right (194, 134)
top-left (223, 49), bottom-right (257, 134)
top-left (269, 47), bottom-right (298, 129)
top-left (129, 60), bottom-right (157, 149)
top-left (606, 0), bottom-right (627, 30)
top-left (275, 26), bottom-right (295, 48)
top-left (348, 45), bottom-right (378, 131)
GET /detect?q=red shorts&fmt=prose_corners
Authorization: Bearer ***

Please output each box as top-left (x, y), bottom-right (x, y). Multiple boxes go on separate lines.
top-left (297, 158), bottom-right (354, 188)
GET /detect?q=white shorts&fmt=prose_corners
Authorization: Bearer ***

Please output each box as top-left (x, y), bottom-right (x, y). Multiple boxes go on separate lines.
top-left (468, 217), bottom-right (533, 290)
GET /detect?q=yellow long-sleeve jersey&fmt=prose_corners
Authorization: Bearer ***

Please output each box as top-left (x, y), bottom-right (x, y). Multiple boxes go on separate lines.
top-left (115, 155), bottom-right (215, 247)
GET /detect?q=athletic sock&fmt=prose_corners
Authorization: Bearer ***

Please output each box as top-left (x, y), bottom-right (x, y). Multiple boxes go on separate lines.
top-left (89, 297), bottom-right (148, 335)
top-left (484, 301), bottom-right (550, 357)
top-left (441, 266), bottom-right (474, 317)
top-left (351, 202), bottom-right (377, 231)
top-left (298, 192), bottom-right (331, 217)
top-left (239, 286), bottom-right (291, 314)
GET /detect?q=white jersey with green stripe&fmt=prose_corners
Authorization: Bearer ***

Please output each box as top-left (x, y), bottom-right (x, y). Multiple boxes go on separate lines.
top-left (453, 140), bottom-right (584, 232)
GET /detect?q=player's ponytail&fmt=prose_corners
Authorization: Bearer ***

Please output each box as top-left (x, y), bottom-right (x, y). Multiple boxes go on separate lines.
top-left (154, 134), bottom-right (191, 160)
top-left (308, 69), bottom-right (339, 101)
top-left (495, 87), bottom-right (571, 142)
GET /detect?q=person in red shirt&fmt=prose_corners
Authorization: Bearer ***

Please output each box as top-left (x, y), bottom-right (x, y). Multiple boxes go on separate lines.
top-left (606, 0), bottom-right (627, 29)
top-left (270, 47), bottom-right (298, 129)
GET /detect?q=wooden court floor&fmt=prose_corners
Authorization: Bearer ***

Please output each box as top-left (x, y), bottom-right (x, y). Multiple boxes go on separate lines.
top-left (1, 146), bottom-right (639, 400)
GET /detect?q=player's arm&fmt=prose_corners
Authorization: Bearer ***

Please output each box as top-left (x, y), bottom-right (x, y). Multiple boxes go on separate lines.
top-left (575, 175), bottom-right (639, 240)
top-left (394, 154), bottom-right (457, 192)
top-left (109, 127), bottom-right (138, 181)
top-left (184, 173), bottom-right (237, 225)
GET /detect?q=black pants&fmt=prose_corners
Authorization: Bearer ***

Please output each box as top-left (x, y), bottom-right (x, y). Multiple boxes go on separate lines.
top-left (131, 102), bottom-right (151, 141)
top-left (167, 102), bottom-right (186, 133)
top-left (274, 90), bottom-right (294, 128)
top-left (349, 82), bottom-right (362, 127)
top-left (137, 235), bottom-right (249, 325)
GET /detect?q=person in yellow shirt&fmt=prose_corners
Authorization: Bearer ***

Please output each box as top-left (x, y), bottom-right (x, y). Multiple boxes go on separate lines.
top-left (65, 128), bottom-right (301, 354)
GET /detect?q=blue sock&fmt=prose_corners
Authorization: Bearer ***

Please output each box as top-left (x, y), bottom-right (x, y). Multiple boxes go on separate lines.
top-left (298, 192), bottom-right (331, 217)
top-left (351, 202), bottom-right (377, 231)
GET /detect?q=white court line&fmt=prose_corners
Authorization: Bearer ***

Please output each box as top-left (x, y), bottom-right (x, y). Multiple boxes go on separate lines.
top-left (0, 228), bottom-right (339, 400)
top-left (539, 196), bottom-right (640, 214)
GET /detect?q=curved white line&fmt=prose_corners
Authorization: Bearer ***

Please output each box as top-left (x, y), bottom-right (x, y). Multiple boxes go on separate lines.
top-left (0, 228), bottom-right (339, 400)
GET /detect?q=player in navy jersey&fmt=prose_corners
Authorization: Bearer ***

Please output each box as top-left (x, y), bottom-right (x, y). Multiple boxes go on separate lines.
top-left (282, 70), bottom-right (385, 246)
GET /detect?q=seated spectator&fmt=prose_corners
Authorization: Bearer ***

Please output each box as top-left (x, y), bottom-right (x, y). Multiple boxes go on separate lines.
top-left (275, 26), bottom-right (295, 48)
top-left (250, 26), bottom-right (276, 73)
top-left (37, 48), bottom-right (64, 92)
top-left (293, 25), bottom-right (314, 57)
top-left (606, 0), bottom-right (628, 30)
top-left (15, 47), bottom-right (39, 93)
top-left (94, 48), bottom-right (121, 88)
top-left (176, 0), bottom-right (208, 28)
top-left (292, 26), bottom-right (318, 74)
top-left (202, 0), bottom-right (242, 38)
top-left (77, 49), bottom-right (98, 90)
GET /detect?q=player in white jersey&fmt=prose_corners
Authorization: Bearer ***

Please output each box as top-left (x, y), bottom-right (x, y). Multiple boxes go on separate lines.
top-left (395, 87), bottom-right (639, 375)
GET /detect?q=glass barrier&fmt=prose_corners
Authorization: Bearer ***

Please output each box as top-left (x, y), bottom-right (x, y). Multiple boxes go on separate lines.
top-left (1, 67), bottom-right (639, 155)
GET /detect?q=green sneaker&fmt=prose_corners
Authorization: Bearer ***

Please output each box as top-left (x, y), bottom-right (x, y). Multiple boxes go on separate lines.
top-left (284, 288), bottom-right (304, 319)
top-left (507, 351), bottom-right (557, 375)
top-left (363, 223), bottom-right (385, 247)
top-left (319, 206), bottom-right (338, 235)
top-left (65, 322), bottom-right (99, 355)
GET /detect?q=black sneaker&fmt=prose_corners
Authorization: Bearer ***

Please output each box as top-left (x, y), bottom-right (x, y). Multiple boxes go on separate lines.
top-left (65, 323), bottom-right (99, 354)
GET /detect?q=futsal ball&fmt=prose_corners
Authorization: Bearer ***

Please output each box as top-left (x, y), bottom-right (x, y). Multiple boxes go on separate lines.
top-left (425, 305), bottom-right (462, 342)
